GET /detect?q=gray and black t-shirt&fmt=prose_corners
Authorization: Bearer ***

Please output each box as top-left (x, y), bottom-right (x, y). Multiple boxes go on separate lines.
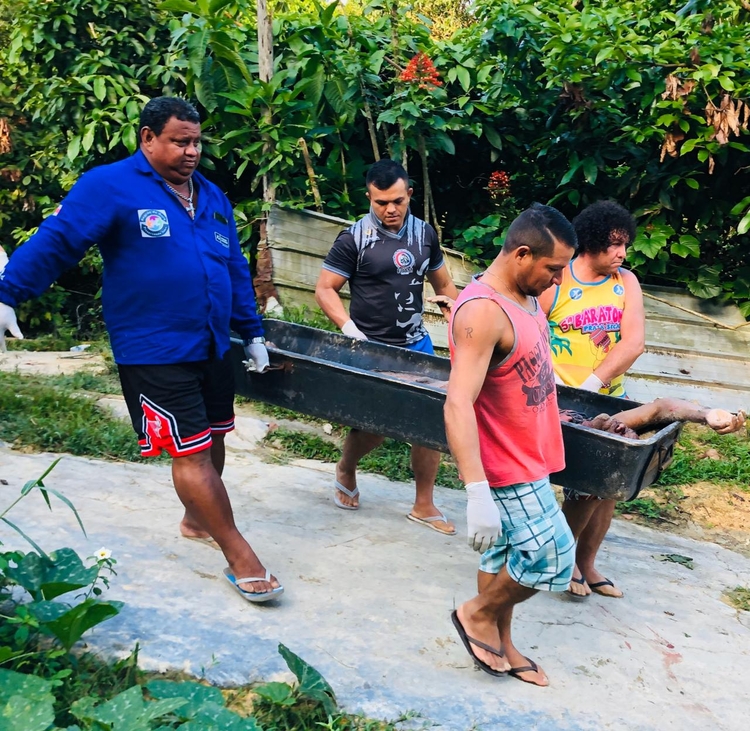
top-left (322, 212), bottom-right (445, 345)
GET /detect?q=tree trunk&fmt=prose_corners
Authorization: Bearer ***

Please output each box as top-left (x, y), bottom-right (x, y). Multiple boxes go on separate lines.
top-left (299, 138), bottom-right (323, 212)
top-left (255, 0), bottom-right (280, 312)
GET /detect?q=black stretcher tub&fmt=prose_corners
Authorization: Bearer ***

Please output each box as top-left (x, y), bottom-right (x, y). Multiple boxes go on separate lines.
top-left (231, 320), bottom-right (682, 502)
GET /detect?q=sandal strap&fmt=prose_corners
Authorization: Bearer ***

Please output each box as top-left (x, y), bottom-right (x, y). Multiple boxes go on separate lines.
top-left (465, 634), bottom-right (505, 658)
top-left (334, 480), bottom-right (359, 499)
top-left (417, 512), bottom-right (448, 523)
top-left (234, 570), bottom-right (271, 584)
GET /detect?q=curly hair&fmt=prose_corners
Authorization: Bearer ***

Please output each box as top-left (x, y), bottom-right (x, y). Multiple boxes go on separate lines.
top-left (572, 201), bottom-right (636, 256)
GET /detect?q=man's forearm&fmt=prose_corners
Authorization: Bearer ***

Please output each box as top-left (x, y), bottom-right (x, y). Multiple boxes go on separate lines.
top-left (314, 287), bottom-right (350, 329)
top-left (444, 399), bottom-right (486, 484)
top-left (593, 339), bottom-right (645, 384)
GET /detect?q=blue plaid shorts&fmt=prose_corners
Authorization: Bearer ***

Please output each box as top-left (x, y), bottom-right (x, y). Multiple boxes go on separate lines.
top-left (478, 477), bottom-right (575, 592)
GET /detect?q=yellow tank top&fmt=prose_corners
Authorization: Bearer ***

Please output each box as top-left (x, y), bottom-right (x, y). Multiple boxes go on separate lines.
top-left (547, 261), bottom-right (627, 397)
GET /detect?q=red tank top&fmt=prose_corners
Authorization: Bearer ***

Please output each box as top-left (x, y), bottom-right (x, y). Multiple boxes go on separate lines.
top-left (449, 277), bottom-right (565, 487)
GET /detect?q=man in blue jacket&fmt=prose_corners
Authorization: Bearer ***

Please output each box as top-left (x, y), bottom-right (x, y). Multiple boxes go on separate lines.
top-left (0, 97), bottom-right (282, 603)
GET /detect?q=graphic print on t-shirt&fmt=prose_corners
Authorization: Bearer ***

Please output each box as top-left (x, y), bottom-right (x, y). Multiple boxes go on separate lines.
top-left (513, 329), bottom-right (556, 409)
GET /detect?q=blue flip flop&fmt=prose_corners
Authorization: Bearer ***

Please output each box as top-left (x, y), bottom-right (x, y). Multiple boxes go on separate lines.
top-left (223, 568), bottom-right (284, 603)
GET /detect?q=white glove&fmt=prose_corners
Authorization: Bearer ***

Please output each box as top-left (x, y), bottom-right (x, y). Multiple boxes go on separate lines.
top-left (243, 342), bottom-right (270, 373)
top-left (579, 373), bottom-right (604, 392)
top-left (341, 319), bottom-right (367, 340)
top-left (0, 302), bottom-right (23, 353)
top-left (465, 480), bottom-right (501, 553)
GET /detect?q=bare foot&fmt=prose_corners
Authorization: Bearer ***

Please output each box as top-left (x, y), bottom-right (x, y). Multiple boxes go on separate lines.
top-left (229, 554), bottom-right (281, 595)
top-left (583, 568), bottom-right (623, 598)
top-left (567, 565), bottom-right (591, 597)
top-left (455, 603), bottom-right (511, 674)
top-left (335, 461), bottom-right (360, 508)
top-left (706, 408), bottom-right (746, 435)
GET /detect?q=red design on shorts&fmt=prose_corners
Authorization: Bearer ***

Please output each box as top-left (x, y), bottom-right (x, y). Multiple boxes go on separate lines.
top-left (138, 396), bottom-right (212, 457)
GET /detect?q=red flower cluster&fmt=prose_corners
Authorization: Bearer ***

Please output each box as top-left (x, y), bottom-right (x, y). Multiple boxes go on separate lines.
top-left (399, 52), bottom-right (442, 89)
top-left (487, 170), bottom-right (510, 199)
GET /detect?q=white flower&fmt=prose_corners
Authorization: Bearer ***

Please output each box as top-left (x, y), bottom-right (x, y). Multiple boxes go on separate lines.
top-left (95, 548), bottom-right (112, 561)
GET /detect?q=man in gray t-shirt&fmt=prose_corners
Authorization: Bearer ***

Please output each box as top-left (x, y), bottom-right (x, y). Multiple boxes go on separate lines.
top-left (315, 159), bottom-right (458, 534)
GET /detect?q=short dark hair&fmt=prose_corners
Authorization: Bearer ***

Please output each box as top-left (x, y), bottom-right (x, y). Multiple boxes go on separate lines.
top-left (503, 203), bottom-right (578, 257)
top-left (139, 97), bottom-right (200, 137)
top-left (365, 159), bottom-right (409, 191)
top-left (572, 200), bottom-right (636, 255)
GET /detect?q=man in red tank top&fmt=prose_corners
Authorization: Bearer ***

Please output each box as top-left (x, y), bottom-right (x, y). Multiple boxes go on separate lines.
top-left (446, 204), bottom-right (578, 686)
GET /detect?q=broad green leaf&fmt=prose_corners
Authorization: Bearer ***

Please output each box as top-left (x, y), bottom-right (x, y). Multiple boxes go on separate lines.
top-left (67, 136), bottom-right (81, 162)
top-left (278, 643), bottom-right (336, 716)
top-left (158, 0), bottom-right (199, 13)
top-left (582, 157), bottom-right (598, 185)
top-left (180, 703), bottom-right (260, 730)
top-left (81, 684), bottom-right (186, 729)
top-left (730, 196), bottom-right (750, 215)
top-left (145, 679), bottom-right (224, 719)
top-left (122, 125), bottom-right (137, 153)
top-left (82, 124), bottom-right (96, 153)
top-left (433, 130), bottom-right (455, 155)
top-left (209, 0), bottom-right (234, 12)
top-left (595, 47), bottom-right (613, 65)
top-left (253, 682), bottom-right (295, 706)
top-left (670, 235), bottom-right (700, 258)
top-left (0, 670), bottom-right (55, 731)
top-left (93, 77), bottom-right (106, 102)
top-left (456, 66), bottom-right (471, 92)
top-left (483, 124), bottom-right (503, 150)
top-left (39, 598), bottom-right (122, 650)
top-left (688, 279), bottom-right (722, 299)
top-left (187, 28), bottom-right (210, 77)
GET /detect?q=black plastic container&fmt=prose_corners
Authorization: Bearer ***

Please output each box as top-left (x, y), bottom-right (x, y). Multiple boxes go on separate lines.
top-left (232, 320), bottom-right (682, 501)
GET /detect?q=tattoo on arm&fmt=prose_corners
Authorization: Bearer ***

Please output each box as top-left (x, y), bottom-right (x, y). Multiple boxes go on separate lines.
top-left (465, 327), bottom-right (473, 339)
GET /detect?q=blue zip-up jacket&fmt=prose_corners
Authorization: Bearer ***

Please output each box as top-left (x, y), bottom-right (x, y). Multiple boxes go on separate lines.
top-left (0, 150), bottom-right (264, 364)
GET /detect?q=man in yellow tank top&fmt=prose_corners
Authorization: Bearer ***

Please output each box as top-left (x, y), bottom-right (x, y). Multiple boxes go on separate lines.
top-left (539, 201), bottom-right (645, 599)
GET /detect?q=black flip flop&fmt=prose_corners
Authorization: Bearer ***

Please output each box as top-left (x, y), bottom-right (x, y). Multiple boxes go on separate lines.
top-left (450, 610), bottom-right (508, 677)
top-left (588, 578), bottom-right (623, 597)
top-left (509, 656), bottom-right (546, 686)
top-left (566, 575), bottom-right (589, 599)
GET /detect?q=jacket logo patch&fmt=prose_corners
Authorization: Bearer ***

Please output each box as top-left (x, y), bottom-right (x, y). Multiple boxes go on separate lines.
top-left (214, 232), bottom-right (229, 247)
top-left (138, 209), bottom-right (170, 238)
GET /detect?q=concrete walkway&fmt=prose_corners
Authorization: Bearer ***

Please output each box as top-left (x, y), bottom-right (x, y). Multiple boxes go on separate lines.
top-left (1, 432), bottom-right (749, 731)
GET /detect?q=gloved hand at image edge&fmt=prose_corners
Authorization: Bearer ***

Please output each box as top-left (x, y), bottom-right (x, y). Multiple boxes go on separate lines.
top-left (0, 302), bottom-right (23, 353)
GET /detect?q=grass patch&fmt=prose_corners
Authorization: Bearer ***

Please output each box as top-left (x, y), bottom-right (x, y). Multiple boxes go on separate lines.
top-left (656, 426), bottom-right (750, 488)
top-left (267, 305), bottom-right (339, 332)
top-left (5, 331), bottom-right (82, 351)
top-left (616, 425), bottom-right (750, 523)
top-left (0, 371), bottom-right (141, 460)
top-left (724, 586), bottom-right (750, 612)
top-left (265, 427), bottom-right (462, 490)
